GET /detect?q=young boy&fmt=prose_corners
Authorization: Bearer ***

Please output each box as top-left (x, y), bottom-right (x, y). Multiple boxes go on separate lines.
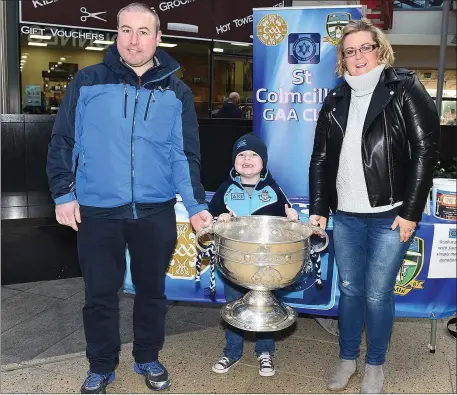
top-left (209, 133), bottom-right (298, 377)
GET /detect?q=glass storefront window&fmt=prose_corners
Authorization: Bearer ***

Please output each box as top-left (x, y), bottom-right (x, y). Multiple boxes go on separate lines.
top-left (18, 27), bottom-right (455, 126)
top-left (211, 41), bottom-right (253, 119)
top-left (441, 100), bottom-right (456, 126)
top-left (165, 39), bottom-right (211, 118)
top-left (413, 68), bottom-right (456, 125)
top-left (20, 25), bottom-right (112, 114)
top-left (19, 25), bottom-right (211, 117)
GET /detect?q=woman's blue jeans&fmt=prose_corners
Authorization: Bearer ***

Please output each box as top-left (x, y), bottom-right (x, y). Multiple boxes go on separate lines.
top-left (223, 280), bottom-right (275, 360)
top-left (333, 210), bottom-right (412, 365)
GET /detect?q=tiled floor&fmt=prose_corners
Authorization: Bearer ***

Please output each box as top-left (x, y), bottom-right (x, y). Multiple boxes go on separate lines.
top-left (1, 278), bottom-right (456, 394)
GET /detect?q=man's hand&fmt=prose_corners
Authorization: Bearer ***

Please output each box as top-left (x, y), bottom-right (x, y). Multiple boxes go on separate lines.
top-left (190, 210), bottom-right (213, 232)
top-left (55, 200), bottom-right (81, 231)
top-left (309, 214), bottom-right (328, 230)
top-left (285, 204), bottom-right (299, 221)
top-left (391, 215), bottom-right (417, 242)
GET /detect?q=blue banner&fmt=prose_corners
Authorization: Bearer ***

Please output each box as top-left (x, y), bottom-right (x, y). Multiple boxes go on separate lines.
top-left (253, 6), bottom-right (363, 198)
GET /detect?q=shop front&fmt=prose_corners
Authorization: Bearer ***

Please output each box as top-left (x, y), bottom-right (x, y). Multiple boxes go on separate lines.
top-left (15, 1), bottom-right (457, 123)
top-left (17, 0), bottom-right (285, 119)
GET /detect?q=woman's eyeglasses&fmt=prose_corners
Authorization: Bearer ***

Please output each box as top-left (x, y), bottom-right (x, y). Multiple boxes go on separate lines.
top-left (343, 43), bottom-right (379, 58)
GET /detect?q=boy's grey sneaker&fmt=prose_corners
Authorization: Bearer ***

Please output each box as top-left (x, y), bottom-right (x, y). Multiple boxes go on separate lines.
top-left (328, 359), bottom-right (357, 391)
top-left (360, 363), bottom-right (384, 394)
top-left (80, 371), bottom-right (115, 394)
top-left (134, 361), bottom-right (170, 391)
top-left (212, 355), bottom-right (240, 374)
top-left (258, 352), bottom-right (275, 377)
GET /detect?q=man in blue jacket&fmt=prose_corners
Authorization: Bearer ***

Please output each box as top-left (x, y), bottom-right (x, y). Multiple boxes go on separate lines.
top-left (46, 3), bottom-right (212, 393)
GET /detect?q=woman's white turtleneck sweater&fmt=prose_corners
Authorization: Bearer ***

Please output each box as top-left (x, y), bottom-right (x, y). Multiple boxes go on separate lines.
top-left (336, 64), bottom-right (402, 213)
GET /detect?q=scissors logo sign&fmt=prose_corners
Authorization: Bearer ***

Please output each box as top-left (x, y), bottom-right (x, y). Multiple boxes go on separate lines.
top-left (80, 7), bottom-right (107, 23)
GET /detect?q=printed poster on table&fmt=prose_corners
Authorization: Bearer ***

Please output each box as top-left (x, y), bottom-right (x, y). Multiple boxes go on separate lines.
top-left (428, 224), bottom-right (457, 279)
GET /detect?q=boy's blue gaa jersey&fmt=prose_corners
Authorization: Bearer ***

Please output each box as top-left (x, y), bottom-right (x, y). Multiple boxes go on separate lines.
top-left (208, 169), bottom-right (291, 217)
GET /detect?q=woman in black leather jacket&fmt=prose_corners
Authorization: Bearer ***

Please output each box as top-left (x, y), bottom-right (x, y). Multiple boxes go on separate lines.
top-left (309, 18), bottom-right (440, 394)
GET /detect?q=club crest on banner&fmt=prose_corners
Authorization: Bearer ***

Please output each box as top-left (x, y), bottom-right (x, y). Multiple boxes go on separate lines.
top-left (395, 237), bottom-right (425, 296)
top-left (323, 12), bottom-right (351, 45)
top-left (256, 14), bottom-right (288, 46)
top-left (288, 33), bottom-right (321, 64)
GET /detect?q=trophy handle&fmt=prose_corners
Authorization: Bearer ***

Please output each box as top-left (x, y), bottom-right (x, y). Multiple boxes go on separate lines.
top-left (195, 223), bottom-right (215, 252)
top-left (308, 225), bottom-right (329, 253)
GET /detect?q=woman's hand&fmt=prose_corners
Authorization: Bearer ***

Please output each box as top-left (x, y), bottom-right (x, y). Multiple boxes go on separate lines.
top-left (309, 214), bottom-right (328, 230)
top-left (218, 212), bottom-right (233, 223)
top-left (285, 204), bottom-right (299, 221)
top-left (391, 215), bottom-right (417, 242)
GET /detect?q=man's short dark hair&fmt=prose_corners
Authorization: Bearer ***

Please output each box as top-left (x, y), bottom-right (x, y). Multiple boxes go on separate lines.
top-left (117, 3), bottom-right (161, 34)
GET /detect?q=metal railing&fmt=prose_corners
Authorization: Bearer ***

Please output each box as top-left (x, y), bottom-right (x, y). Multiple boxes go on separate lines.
top-left (361, 0), bottom-right (394, 29)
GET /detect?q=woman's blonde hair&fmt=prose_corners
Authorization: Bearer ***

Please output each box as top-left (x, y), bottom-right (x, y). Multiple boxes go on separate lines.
top-left (335, 18), bottom-right (395, 77)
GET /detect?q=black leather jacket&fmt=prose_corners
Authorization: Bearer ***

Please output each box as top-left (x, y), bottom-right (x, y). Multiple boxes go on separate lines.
top-left (309, 67), bottom-right (440, 222)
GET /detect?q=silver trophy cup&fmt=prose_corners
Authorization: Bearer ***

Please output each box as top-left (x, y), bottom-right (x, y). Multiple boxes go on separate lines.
top-left (196, 216), bottom-right (328, 332)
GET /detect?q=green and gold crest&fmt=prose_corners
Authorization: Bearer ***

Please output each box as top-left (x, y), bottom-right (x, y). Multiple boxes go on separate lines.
top-left (323, 13), bottom-right (351, 45)
top-left (395, 237), bottom-right (425, 296)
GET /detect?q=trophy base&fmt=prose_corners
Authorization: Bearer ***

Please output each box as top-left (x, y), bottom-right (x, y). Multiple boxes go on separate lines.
top-left (221, 290), bottom-right (297, 332)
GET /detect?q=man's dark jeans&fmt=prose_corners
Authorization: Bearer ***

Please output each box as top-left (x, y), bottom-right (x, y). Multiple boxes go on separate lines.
top-left (77, 205), bottom-right (177, 374)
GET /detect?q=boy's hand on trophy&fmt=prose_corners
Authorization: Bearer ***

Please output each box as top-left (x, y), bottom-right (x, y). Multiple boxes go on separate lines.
top-left (285, 204), bottom-right (299, 221)
top-left (218, 211), bottom-right (233, 223)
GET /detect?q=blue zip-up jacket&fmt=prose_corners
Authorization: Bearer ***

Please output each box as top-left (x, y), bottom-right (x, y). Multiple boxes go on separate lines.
top-left (208, 169), bottom-right (291, 217)
top-left (46, 45), bottom-right (207, 218)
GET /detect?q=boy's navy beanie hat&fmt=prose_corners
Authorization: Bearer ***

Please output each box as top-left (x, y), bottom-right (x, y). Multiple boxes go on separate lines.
top-left (232, 133), bottom-right (268, 168)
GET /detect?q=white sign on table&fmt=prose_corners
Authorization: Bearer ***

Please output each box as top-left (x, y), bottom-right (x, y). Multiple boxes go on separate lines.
top-left (428, 224), bottom-right (457, 279)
